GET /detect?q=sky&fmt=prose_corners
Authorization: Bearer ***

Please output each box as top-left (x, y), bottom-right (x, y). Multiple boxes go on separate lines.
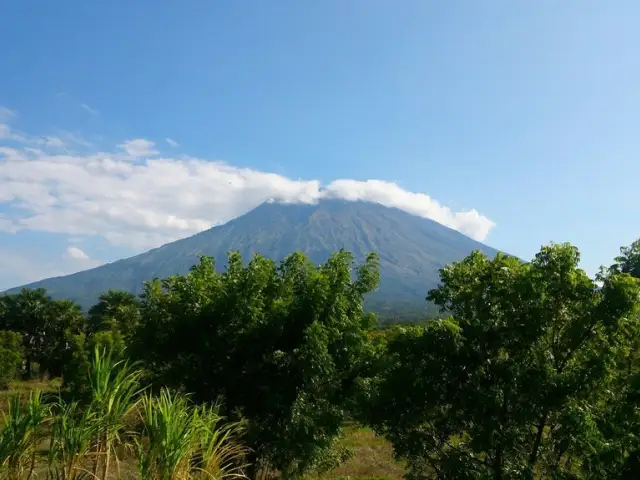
top-left (1, 1), bottom-right (640, 290)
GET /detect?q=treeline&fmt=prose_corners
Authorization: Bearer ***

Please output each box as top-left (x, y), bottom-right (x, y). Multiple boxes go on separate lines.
top-left (3, 241), bottom-right (640, 478)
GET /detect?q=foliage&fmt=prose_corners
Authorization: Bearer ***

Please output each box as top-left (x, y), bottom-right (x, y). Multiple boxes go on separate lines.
top-left (0, 391), bottom-right (50, 479)
top-left (0, 290), bottom-right (84, 378)
top-left (87, 290), bottom-right (141, 338)
top-left (61, 329), bottom-right (128, 394)
top-left (133, 250), bottom-right (380, 478)
top-left (1, 347), bottom-right (249, 480)
top-left (85, 347), bottom-right (143, 479)
top-left (137, 388), bottom-right (247, 480)
top-left (7, 241), bottom-right (640, 479)
top-left (368, 243), bottom-right (640, 479)
top-left (47, 399), bottom-right (97, 480)
top-left (0, 330), bottom-right (24, 389)
top-left (608, 238), bottom-right (640, 278)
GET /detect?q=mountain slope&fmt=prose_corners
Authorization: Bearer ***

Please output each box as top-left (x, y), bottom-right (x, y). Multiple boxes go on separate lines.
top-left (5, 200), bottom-right (500, 313)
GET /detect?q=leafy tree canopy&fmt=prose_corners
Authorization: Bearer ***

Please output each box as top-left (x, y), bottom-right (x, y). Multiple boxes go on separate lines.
top-left (368, 243), bottom-right (640, 479)
top-left (0, 289), bottom-right (84, 378)
top-left (133, 250), bottom-right (380, 478)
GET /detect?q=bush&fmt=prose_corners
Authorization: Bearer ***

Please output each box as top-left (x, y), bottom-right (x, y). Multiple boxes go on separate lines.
top-left (62, 329), bottom-right (127, 394)
top-left (0, 330), bottom-right (23, 388)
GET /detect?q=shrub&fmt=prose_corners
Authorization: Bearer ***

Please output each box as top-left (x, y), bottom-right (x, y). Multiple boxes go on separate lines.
top-left (0, 331), bottom-right (23, 389)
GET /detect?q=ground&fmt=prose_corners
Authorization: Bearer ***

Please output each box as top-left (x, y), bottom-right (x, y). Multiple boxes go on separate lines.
top-left (1, 380), bottom-right (404, 480)
top-left (322, 426), bottom-right (404, 480)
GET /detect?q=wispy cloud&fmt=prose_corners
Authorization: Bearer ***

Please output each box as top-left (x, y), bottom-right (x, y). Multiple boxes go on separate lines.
top-left (0, 111), bottom-right (67, 149)
top-left (64, 246), bottom-right (103, 269)
top-left (165, 137), bottom-right (179, 148)
top-left (0, 107), bottom-right (17, 122)
top-left (0, 110), bottom-right (496, 253)
top-left (0, 247), bottom-right (103, 291)
top-left (80, 103), bottom-right (99, 116)
top-left (65, 246), bottom-right (89, 260)
top-left (118, 138), bottom-right (158, 158)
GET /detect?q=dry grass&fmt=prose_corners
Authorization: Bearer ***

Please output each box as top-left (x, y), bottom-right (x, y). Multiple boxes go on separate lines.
top-left (319, 426), bottom-right (404, 480)
top-left (0, 378), bottom-right (61, 415)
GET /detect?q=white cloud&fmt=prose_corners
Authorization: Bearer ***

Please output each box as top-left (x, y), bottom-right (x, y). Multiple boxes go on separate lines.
top-left (0, 119), bottom-right (66, 149)
top-left (0, 123), bottom-right (29, 143)
top-left (0, 116), bottom-right (496, 253)
top-left (41, 136), bottom-right (65, 148)
top-left (322, 179), bottom-right (495, 240)
top-left (80, 103), bottom-right (99, 116)
top-left (0, 248), bottom-right (103, 291)
top-left (118, 138), bottom-right (158, 158)
top-left (65, 246), bottom-right (89, 260)
top-left (0, 214), bottom-right (17, 233)
top-left (0, 107), bottom-right (17, 122)
top-left (166, 138), bottom-right (179, 148)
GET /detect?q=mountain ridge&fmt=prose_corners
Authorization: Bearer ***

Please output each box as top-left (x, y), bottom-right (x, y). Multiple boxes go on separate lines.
top-left (4, 200), bottom-right (501, 315)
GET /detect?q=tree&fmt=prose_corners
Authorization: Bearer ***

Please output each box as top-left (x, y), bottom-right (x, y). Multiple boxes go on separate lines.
top-left (0, 289), bottom-right (84, 378)
top-left (368, 244), bottom-right (640, 479)
top-left (574, 238), bottom-right (640, 478)
top-left (61, 329), bottom-right (128, 393)
top-left (0, 330), bottom-right (23, 388)
top-left (608, 238), bottom-right (640, 278)
top-left (133, 250), bottom-right (380, 478)
top-left (87, 290), bottom-right (141, 338)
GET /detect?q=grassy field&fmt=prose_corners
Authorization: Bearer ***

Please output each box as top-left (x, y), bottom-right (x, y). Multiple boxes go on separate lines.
top-left (323, 426), bottom-right (404, 480)
top-left (0, 380), bottom-right (403, 480)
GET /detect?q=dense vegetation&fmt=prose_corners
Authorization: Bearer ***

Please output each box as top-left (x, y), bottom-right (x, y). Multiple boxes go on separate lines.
top-left (2, 240), bottom-right (640, 479)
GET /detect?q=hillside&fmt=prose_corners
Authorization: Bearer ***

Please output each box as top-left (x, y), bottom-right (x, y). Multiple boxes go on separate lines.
top-left (5, 200), bottom-right (500, 316)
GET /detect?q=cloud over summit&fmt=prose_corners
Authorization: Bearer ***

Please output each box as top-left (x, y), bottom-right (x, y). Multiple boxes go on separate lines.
top-left (0, 113), bottom-right (496, 251)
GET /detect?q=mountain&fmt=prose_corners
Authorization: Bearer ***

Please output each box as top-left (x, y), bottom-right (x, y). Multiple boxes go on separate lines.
top-left (5, 200), bottom-right (500, 318)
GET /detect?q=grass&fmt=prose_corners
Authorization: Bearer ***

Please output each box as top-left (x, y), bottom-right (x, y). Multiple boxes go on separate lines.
top-left (1, 380), bottom-right (403, 480)
top-left (0, 379), bottom-right (61, 418)
top-left (319, 426), bottom-right (403, 480)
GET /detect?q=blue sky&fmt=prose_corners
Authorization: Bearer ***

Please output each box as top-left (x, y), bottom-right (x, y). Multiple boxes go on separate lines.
top-left (1, 1), bottom-right (640, 290)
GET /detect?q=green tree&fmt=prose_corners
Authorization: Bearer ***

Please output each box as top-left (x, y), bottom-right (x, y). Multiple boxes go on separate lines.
top-left (608, 238), bottom-right (640, 278)
top-left (571, 238), bottom-right (640, 478)
top-left (60, 290), bottom-right (135, 390)
top-left (0, 330), bottom-right (23, 389)
top-left (368, 244), bottom-right (640, 479)
top-left (133, 250), bottom-right (380, 479)
top-left (61, 329), bottom-right (128, 393)
top-left (87, 290), bottom-right (141, 337)
top-left (0, 289), bottom-right (84, 378)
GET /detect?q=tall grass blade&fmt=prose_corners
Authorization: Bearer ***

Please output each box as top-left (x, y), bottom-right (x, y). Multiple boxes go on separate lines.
top-left (0, 391), bottom-right (50, 480)
top-left (85, 347), bottom-right (143, 479)
top-left (47, 398), bottom-right (98, 480)
top-left (194, 403), bottom-right (249, 480)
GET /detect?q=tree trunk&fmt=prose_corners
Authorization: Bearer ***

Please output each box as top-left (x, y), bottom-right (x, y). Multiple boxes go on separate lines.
top-left (24, 357), bottom-right (31, 380)
top-left (528, 412), bottom-right (548, 472)
top-left (494, 384), bottom-right (510, 480)
top-left (493, 449), bottom-right (503, 480)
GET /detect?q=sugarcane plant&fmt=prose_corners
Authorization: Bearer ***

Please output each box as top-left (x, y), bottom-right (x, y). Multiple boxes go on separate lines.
top-left (85, 348), bottom-right (143, 479)
top-left (0, 391), bottom-right (50, 480)
top-left (0, 347), bottom-right (249, 479)
top-left (137, 388), bottom-right (248, 480)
